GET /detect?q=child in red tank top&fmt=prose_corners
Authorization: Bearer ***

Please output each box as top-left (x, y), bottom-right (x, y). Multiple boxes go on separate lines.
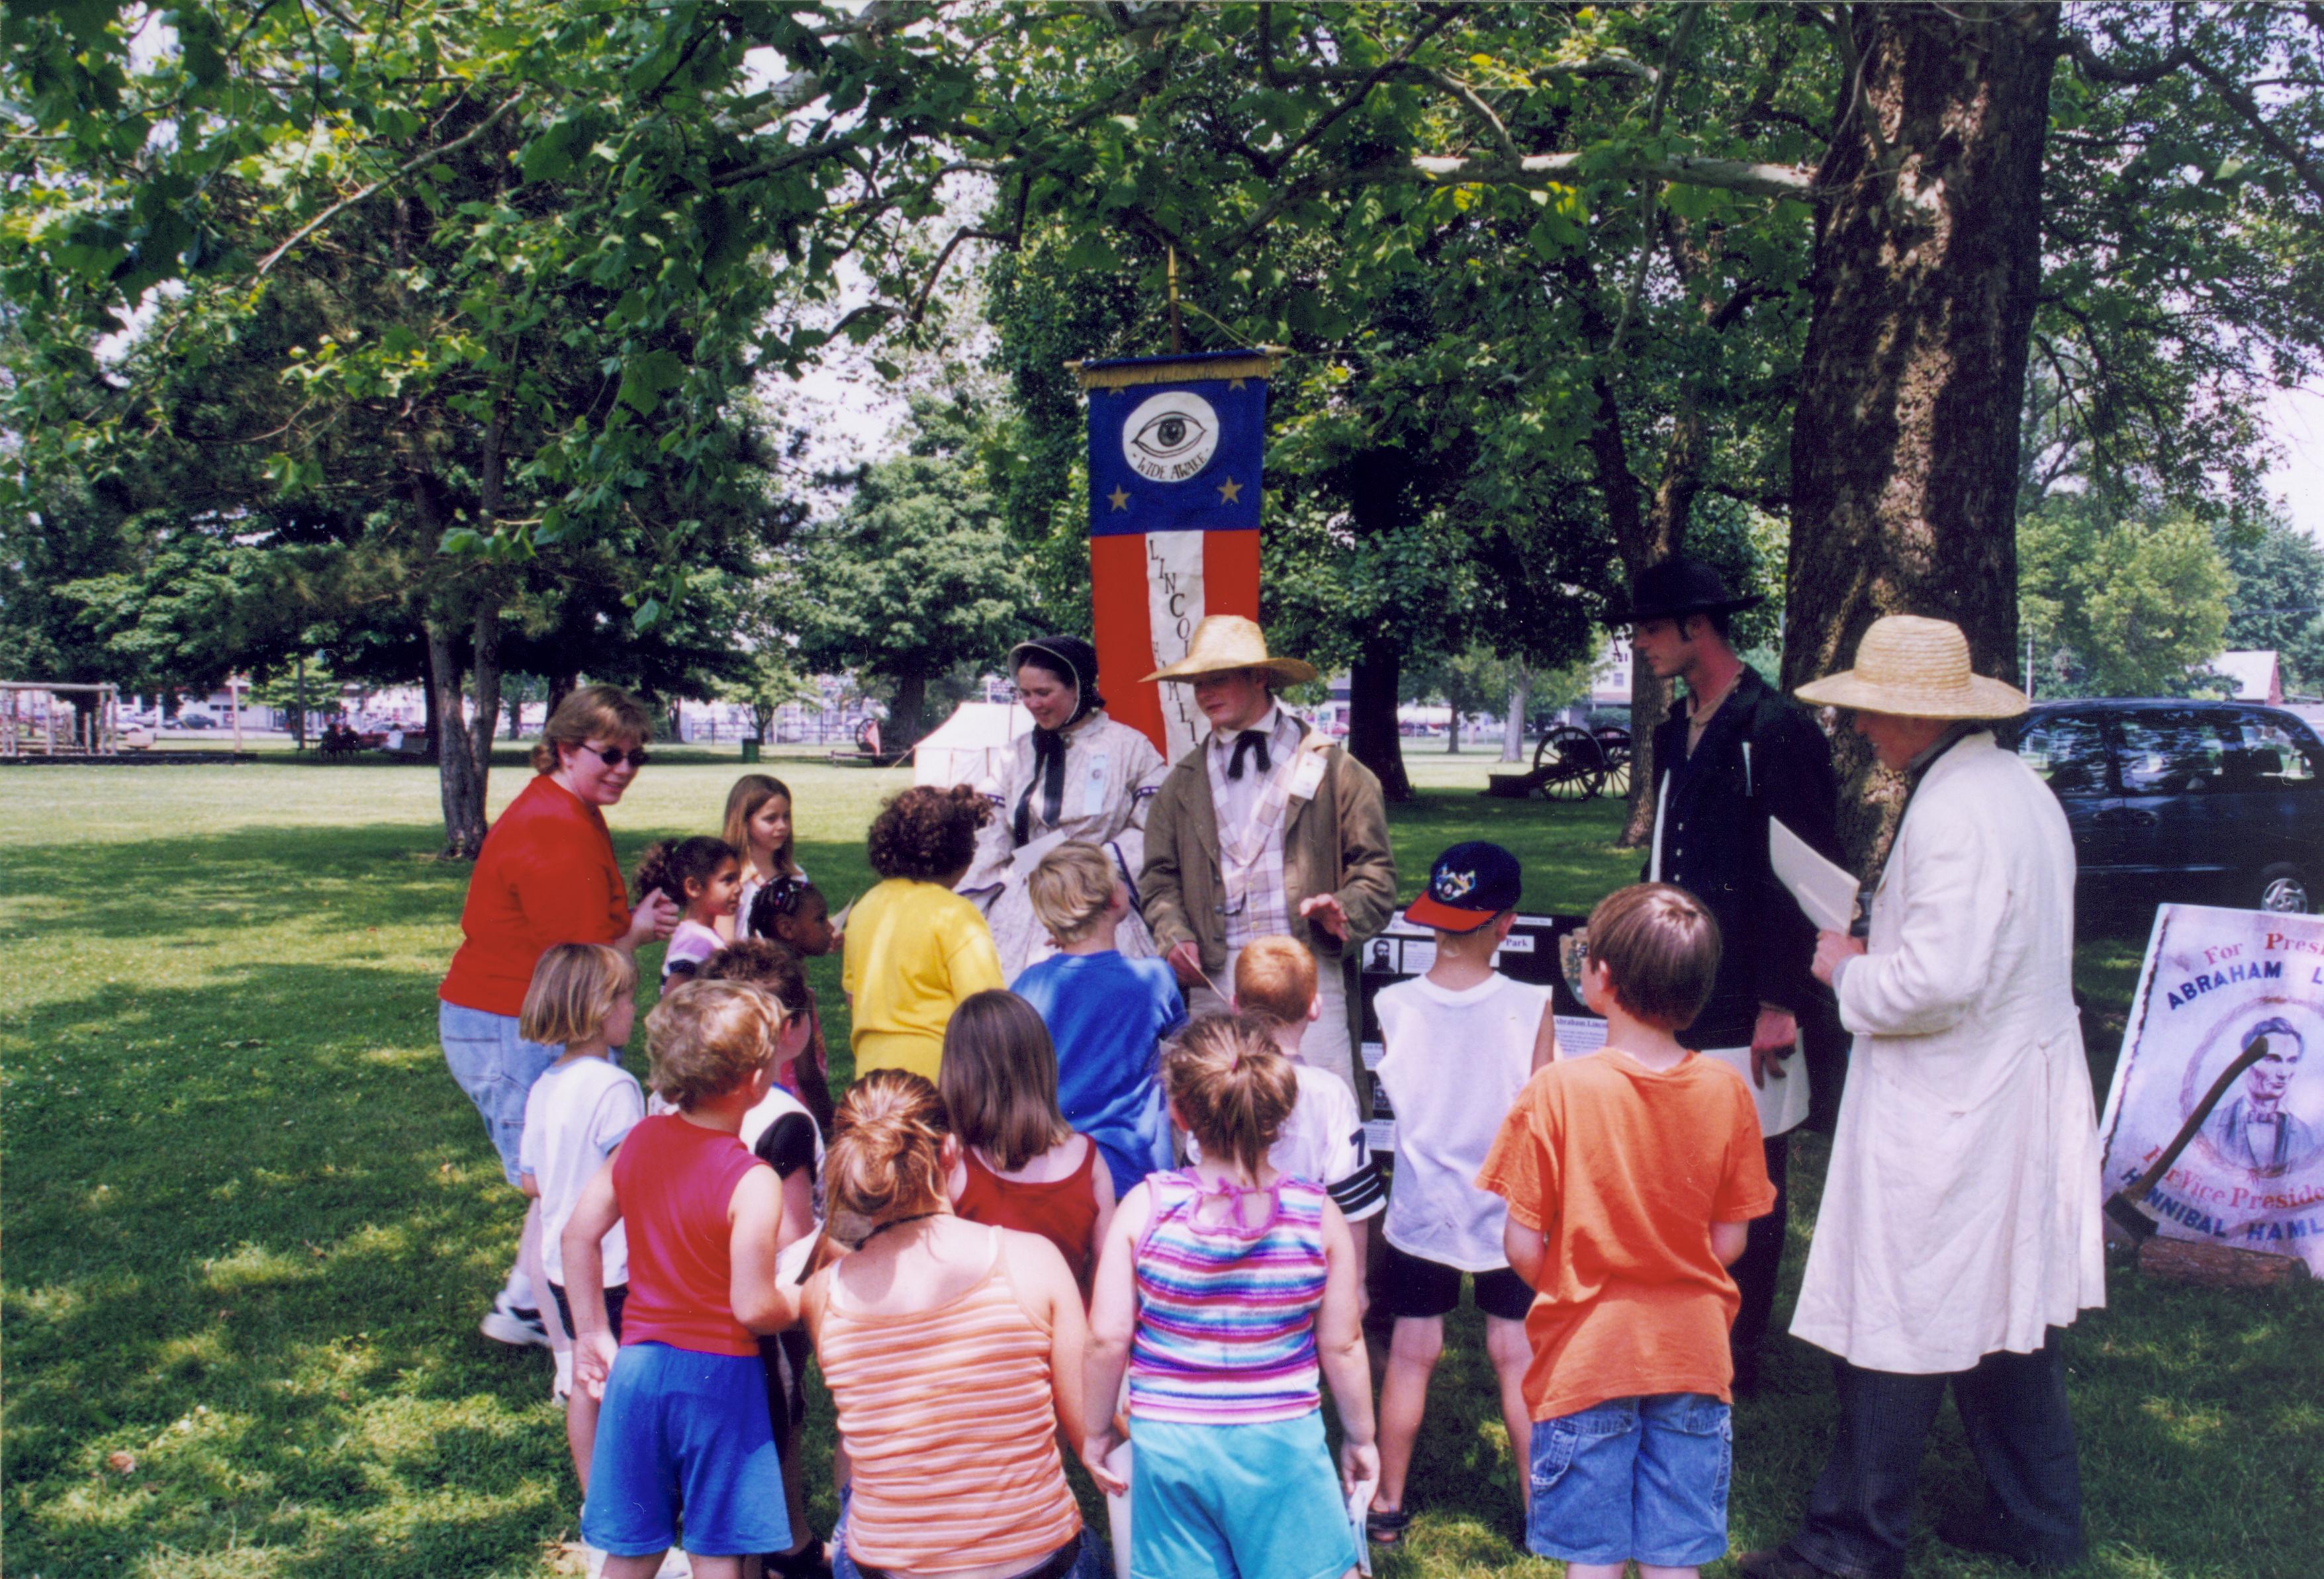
top-left (939, 990), bottom-right (1115, 1296)
top-left (559, 979), bottom-right (806, 1579)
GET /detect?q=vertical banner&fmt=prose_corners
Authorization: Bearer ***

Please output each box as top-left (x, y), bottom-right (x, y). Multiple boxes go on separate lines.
top-left (2099, 903), bottom-right (2324, 1273)
top-left (1079, 350), bottom-right (1276, 763)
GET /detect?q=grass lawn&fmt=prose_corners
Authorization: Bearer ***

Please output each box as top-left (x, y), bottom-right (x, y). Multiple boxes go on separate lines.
top-left (5, 748), bottom-right (2319, 1579)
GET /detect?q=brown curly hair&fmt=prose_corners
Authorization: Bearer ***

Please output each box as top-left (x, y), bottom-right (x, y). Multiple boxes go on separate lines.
top-left (865, 784), bottom-right (992, 881)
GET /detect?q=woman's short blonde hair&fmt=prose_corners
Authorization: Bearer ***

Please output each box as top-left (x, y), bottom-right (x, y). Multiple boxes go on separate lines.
top-left (532, 684), bottom-right (655, 775)
top-left (1026, 842), bottom-right (1119, 945)
top-left (518, 943), bottom-right (636, 1048)
top-left (645, 979), bottom-right (787, 1108)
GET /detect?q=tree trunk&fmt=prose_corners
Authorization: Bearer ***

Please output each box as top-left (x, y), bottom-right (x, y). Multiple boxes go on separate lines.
top-left (1445, 696), bottom-right (1460, 754)
top-left (420, 662), bottom-right (443, 764)
top-left (1783, 2), bottom-right (2055, 864)
top-left (890, 670), bottom-right (929, 754)
top-left (504, 690), bottom-right (524, 741)
top-left (1501, 666), bottom-right (1530, 762)
top-left (1346, 642), bottom-right (1413, 803)
top-left (426, 619), bottom-right (490, 858)
top-left (546, 670), bottom-right (579, 722)
top-left (468, 600), bottom-right (504, 798)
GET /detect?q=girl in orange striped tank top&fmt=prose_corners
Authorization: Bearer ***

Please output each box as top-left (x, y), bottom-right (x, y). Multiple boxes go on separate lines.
top-left (804, 1070), bottom-right (1110, 1579)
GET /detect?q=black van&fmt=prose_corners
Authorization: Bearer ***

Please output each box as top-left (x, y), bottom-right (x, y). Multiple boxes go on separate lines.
top-left (2001, 699), bottom-right (2323, 916)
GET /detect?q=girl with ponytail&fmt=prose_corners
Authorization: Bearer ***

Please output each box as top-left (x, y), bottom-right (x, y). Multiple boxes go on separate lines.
top-left (804, 1070), bottom-right (1109, 1579)
top-left (1082, 1014), bottom-right (1378, 1579)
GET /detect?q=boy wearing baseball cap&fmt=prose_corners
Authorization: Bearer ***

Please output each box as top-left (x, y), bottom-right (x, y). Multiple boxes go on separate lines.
top-left (1365, 842), bottom-right (1558, 1546)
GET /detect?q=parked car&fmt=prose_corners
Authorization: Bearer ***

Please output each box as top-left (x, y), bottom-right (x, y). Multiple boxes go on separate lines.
top-left (1999, 699), bottom-right (2323, 915)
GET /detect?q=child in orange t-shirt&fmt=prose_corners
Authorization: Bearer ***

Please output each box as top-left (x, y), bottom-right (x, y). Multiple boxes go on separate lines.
top-left (1477, 883), bottom-right (1775, 1579)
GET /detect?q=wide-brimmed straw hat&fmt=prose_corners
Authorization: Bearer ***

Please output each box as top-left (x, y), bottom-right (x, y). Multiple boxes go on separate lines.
top-left (1794, 615), bottom-right (2029, 719)
top-left (1143, 615), bottom-right (1320, 686)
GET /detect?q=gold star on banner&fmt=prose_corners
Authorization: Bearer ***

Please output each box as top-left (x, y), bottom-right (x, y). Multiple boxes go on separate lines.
top-left (1216, 476), bottom-right (1243, 505)
top-left (1107, 486), bottom-right (1131, 512)
top-left (1228, 378), bottom-right (1247, 390)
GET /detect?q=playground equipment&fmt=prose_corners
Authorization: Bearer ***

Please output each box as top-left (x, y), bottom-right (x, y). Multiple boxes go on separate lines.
top-left (1, 682), bottom-right (138, 758)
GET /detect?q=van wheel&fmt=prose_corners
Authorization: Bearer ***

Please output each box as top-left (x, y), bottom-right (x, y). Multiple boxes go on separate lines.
top-left (2258, 863), bottom-right (2312, 914)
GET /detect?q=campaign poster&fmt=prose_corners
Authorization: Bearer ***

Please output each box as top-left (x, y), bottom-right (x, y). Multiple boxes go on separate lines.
top-left (2098, 904), bottom-right (2324, 1273)
top-left (1078, 350), bottom-right (1275, 762)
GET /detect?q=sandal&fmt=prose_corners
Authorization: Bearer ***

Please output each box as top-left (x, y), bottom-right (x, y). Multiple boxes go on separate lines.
top-left (1365, 1508), bottom-right (1412, 1546)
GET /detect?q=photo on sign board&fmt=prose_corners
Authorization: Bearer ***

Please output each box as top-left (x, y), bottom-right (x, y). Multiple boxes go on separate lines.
top-left (2098, 904), bottom-right (2324, 1272)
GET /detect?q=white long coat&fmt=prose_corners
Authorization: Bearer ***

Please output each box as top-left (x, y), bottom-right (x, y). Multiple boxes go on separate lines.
top-left (956, 712), bottom-right (1168, 977)
top-left (1790, 732), bottom-right (2106, 1374)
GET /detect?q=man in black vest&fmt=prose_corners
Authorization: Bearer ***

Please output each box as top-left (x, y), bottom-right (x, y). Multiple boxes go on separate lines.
top-left (1627, 558), bottom-right (1843, 1391)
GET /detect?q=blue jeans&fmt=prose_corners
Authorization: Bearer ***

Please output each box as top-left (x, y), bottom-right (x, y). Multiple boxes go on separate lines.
top-left (833, 1486), bottom-right (1109, 1579)
top-left (439, 1001), bottom-right (559, 1185)
top-left (1527, 1394), bottom-right (1732, 1567)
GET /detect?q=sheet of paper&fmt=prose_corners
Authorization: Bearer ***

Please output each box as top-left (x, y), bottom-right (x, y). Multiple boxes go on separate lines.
top-left (1770, 817), bottom-right (1857, 934)
top-left (1348, 1474), bottom-right (1379, 1574)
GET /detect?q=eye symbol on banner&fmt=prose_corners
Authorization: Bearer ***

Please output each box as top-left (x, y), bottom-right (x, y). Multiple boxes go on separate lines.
top-left (1122, 390), bottom-right (1221, 483)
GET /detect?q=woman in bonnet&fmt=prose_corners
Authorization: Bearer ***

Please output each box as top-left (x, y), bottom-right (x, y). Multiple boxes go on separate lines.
top-left (957, 635), bottom-right (1168, 976)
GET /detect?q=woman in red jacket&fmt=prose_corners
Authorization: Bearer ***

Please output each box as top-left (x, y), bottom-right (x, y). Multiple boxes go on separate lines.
top-left (440, 684), bottom-right (677, 1346)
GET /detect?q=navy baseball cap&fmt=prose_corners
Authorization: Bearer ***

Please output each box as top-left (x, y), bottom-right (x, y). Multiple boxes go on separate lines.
top-left (1405, 841), bottom-right (1522, 933)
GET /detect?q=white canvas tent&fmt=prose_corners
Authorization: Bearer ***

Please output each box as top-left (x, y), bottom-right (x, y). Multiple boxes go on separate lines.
top-left (913, 700), bottom-right (1034, 789)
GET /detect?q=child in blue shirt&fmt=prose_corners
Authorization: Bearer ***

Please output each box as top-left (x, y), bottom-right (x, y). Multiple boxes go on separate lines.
top-left (1011, 843), bottom-right (1185, 1196)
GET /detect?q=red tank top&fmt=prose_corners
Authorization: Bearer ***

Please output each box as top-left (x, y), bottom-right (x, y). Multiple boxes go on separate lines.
top-left (612, 1113), bottom-right (767, 1355)
top-left (954, 1138), bottom-right (1103, 1294)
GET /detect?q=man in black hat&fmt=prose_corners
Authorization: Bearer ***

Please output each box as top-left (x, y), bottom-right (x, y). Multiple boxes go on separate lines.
top-left (1627, 557), bottom-right (1843, 1392)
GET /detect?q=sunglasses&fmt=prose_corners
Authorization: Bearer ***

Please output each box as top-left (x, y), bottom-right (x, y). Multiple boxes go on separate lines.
top-left (582, 744), bottom-right (652, 768)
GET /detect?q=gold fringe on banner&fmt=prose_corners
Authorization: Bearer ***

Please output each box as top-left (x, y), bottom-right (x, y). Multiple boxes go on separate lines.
top-left (1067, 351), bottom-right (1287, 391)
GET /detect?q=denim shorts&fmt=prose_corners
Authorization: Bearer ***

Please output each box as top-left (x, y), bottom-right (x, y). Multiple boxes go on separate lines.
top-left (1526, 1393), bottom-right (1732, 1567)
top-left (833, 1486), bottom-right (1105, 1579)
top-left (581, 1342), bottom-right (791, 1558)
top-left (439, 1000), bottom-right (559, 1185)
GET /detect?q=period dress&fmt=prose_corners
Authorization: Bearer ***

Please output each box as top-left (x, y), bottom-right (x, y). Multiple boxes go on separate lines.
top-left (958, 710), bottom-right (1169, 977)
top-left (1789, 731), bottom-right (2107, 1373)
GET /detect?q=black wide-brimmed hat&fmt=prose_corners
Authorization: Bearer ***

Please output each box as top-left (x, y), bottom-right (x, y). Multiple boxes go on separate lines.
top-left (1617, 557), bottom-right (1763, 625)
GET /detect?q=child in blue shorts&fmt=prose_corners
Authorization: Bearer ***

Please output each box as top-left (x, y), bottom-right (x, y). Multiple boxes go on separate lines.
top-left (1084, 1014), bottom-right (1376, 1579)
top-left (561, 978), bottom-right (804, 1579)
top-left (1477, 884), bottom-right (1775, 1578)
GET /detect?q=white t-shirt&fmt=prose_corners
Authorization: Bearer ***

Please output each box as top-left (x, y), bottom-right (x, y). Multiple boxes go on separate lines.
top-left (519, 1054), bottom-right (645, 1287)
top-left (1374, 971), bottom-right (1550, 1272)
top-left (742, 1085), bottom-right (826, 1283)
top-left (1188, 1063), bottom-right (1385, 1220)
top-left (663, 919), bottom-right (724, 980)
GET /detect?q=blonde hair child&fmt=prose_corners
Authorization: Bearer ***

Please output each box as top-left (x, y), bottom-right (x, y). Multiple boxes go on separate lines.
top-left (1083, 1015), bottom-right (1377, 1579)
top-left (561, 979), bottom-right (801, 1579)
top-left (720, 774), bottom-right (806, 942)
top-left (940, 989), bottom-right (1117, 1294)
top-left (1225, 938), bottom-right (1385, 1296)
top-left (803, 1071), bottom-right (1105, 1576)
top-left (1013, 842), bottom-right (1186, 1200)
top-left (517, 944), bottom-right (643, 1491)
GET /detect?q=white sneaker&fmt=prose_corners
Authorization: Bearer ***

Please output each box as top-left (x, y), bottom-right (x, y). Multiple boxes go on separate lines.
top-left (479, 1292), bottom-right (551, 1348)
top-left (553, 1347), bottom-right (575, 1402)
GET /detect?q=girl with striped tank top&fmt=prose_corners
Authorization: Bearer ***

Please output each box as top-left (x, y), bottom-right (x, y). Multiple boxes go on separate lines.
top-left (804, 1069), bottom-right (1110, 1579)
top-left (1084, 1014), bottom-right (1378, 1579)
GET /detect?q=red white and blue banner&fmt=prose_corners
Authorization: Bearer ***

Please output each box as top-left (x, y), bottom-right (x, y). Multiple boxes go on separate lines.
top-left (1078, 350), bottom-right (1276, 762)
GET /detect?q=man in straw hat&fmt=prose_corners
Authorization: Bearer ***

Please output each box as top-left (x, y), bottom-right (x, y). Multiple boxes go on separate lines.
top-left (1743, 615), bottom-right (2105, 1579)
top-left (1139, 615), bottom-right (1397, 1091)
top-left (1624, 556), bottom-right (1842, 1395)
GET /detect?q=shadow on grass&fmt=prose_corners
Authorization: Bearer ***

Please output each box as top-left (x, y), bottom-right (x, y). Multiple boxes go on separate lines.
top-left (5, 961), bottom-right (587, 1577)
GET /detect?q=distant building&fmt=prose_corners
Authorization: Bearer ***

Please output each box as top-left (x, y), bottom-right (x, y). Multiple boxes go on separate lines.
top-left (1589, 638), bottom-right (1632, 705)
top-left (2210, 650), bottom-right (2284, 706)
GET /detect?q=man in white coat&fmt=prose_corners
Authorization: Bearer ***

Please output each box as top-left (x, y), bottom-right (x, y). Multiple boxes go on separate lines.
top-left (1743, 616), bottom-right (2106, 1579)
